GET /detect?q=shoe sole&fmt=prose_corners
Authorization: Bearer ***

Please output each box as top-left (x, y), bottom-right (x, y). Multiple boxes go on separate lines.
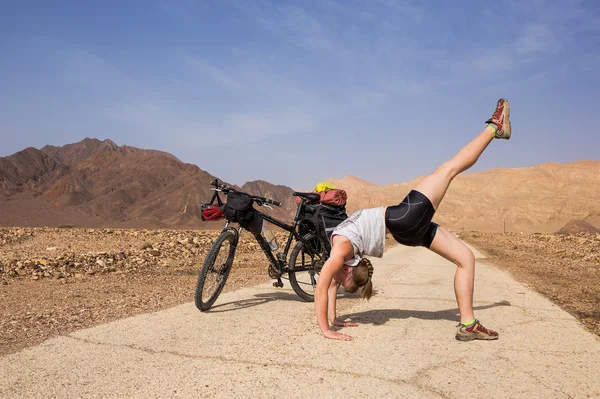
top-left (455, 333), bottom-right (499, 341)
top-left (498, 99), bottom-right (511, 140)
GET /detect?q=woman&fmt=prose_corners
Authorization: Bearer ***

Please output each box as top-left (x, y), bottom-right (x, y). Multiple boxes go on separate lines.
top-left (315, 98), bottom-right (511, 341)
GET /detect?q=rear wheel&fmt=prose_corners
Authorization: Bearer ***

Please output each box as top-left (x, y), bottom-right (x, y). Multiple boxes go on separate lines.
top-left (195, 230), bottom-right (236, 311)
top-left (288, 237), bottom-right (326, 302)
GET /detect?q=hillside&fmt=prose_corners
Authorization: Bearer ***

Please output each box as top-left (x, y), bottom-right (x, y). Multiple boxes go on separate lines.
top-left (326, 161), bottom-right (600, 233)
top-left (0, 139), bottom-right (285, 228)
top-left (1, 139), bottom-right (598, 233)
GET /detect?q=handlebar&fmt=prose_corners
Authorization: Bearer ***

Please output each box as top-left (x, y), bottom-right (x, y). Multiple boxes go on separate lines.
top-left (260, 198), bottom-right (283, 207)
top-left (210, 179), bottom-right (282, 207)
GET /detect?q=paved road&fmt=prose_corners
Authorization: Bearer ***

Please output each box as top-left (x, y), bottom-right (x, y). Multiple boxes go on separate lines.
top-left (2, 243), bottom-right (599, 398)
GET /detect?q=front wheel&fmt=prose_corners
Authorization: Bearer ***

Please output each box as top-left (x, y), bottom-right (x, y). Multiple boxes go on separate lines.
top-left (195, 230), bottom-right (237, 311)
top-left (288, 237), bottom-right (326, 302)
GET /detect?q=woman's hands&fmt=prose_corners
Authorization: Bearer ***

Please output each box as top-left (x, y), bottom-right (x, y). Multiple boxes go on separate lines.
top-left (332, 318), bottom-right (358, 327)
top-left (323, 329), bottom-right (354, 341)
top-left (322, 318), bottom-right (358, 341)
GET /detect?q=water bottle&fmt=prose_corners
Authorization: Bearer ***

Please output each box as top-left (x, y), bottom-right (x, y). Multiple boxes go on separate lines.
top-left (261, 226), bottom-right (279, 251)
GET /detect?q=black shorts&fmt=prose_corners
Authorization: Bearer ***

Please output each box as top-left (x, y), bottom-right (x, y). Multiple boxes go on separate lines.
top-left (385, 190), bottom-right (439, 248)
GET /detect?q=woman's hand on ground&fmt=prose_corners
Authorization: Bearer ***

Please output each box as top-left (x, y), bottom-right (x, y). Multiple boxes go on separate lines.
top-left (332, 318), bottom-right (358, 327)
top-left (323, 330), bottom-right (354, 341)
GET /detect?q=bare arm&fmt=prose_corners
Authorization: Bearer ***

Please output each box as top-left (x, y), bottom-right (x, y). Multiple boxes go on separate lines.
top-left (327, 278), bottom-right (339, 323)
top-left (314, 236), bottom-right (354, 341)
top-left (328, 279), bottom-right (358, 328)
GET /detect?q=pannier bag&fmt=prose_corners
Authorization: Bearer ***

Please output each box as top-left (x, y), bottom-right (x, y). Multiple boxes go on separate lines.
top-left (319, 189), bottom-right (347, 207)
top-left (295, 183), bottom-right (347, 207)
top-left (223, 192), bottom-right (263, 234)
top-left (300, 203), bottom-right (348, 239)
top-left (223, 192), bottom-right (253, 223)
top-left (296, 181), bottom-right (348, 238)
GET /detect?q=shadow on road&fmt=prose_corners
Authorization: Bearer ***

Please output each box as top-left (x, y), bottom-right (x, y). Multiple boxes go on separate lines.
top-left (342, 300), bottom-right (511, 325)
top-left (206, 291), bottom-right (306, 313)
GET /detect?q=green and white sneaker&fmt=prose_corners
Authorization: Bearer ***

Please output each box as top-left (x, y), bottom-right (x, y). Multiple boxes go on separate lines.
top-left (455, 319), bottom-right (499, 341)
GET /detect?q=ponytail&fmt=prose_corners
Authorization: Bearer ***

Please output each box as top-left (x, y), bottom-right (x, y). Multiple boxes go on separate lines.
top-left (352, 258), bottom-right (374, 300)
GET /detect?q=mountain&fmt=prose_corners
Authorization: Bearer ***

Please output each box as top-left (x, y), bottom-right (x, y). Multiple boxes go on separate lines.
top-left (0, 147), bottom-right (68, 193)
top-left (2, 139), bottom-right (599, 233)
top-left (557, 219), bottom-right (600, 235)
top-left (0, 139), bottom-right (295, 229)
top-left (326, 161), bottom-right (600, 233)
top-left (241, 180), bottom-right (296, 224)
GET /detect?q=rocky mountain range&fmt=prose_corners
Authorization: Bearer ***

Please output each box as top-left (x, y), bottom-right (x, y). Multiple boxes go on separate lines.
top-left (1, 138), bottom-right (598, 233)
top-left (0, 138), bottom-right (293, 229)
top-left (327, 160), bottom-right (600, 233)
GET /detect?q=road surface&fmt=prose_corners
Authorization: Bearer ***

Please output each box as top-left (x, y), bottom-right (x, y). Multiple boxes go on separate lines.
top-left (2, 243), bottom-right (599, 398)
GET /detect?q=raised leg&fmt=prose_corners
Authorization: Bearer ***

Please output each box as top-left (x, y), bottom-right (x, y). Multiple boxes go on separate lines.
top-left (413, 126), bottom-right (495, 210)
top-left (414, 98), bottom-right (510, 210)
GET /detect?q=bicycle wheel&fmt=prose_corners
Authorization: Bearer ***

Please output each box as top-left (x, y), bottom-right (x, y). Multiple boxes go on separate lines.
top-left (288, 237), bottom-right (326, 302)
top-left (195, 230), bottom-right (236, 311)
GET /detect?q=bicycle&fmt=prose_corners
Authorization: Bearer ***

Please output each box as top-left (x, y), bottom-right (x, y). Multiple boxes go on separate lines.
top-left (195, 179), bottom-right (331, 311)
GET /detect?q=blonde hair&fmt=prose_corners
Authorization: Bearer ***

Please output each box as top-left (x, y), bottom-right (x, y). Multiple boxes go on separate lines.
top-left (351, 258), bottom-right (374, 299)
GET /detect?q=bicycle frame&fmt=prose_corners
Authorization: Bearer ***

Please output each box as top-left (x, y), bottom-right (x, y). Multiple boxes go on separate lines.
top-left (252, 204), bottom-right (306, 269)
top-left (194, 179), bottom-right (337, 310)
top-left (221, 197), bottom-right (326, 280)
top-left (205, 180), bottom-right (329, 287)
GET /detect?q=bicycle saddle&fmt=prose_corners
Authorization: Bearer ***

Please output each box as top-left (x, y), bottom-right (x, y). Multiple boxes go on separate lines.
top-left (293, 192), bottom-right (321, 204)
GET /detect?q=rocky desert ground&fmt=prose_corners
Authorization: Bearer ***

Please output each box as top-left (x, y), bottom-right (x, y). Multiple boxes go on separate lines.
top-left (461, 231), bottom-right (600, 335)
top-left (1, 227), bottom-right (599, 355)
top-left (0, 227), bottom-right (275, 354)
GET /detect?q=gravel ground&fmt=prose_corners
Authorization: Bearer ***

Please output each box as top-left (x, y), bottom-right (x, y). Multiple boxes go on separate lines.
top-left (3, 227), bottom-right (597, 356)
top-left (0, 227), bottom-right (273, 354)
top-left (460, 231), bottom-right (600, 336)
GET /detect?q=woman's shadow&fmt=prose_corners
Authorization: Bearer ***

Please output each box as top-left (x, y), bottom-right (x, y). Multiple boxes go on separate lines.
top-left (205, 292), bottom-right (510, 321)
top-left (340, 300), bottom-right (512, 325)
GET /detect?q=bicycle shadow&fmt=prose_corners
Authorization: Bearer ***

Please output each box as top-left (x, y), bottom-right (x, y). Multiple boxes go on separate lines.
top-left (206, 291), bottom-right (306, 313)
top-left (339, 300), bottom-right (511, 325)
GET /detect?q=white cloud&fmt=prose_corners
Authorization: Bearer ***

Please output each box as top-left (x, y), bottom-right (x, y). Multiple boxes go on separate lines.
top-left (474, 53), bottom-right (516, 74)
top-left (170, 110), bottom-right (318, 149)
top-left (63, 51), bottom-right (132, 92)
top-left (516, 24), bottom-right (559, 55)
top-left (368, 0), bottom-right (424, 22)
top-left (183, 57), bottom-right (243, 92)
top-left (222, 111), bottom-right (316, 141)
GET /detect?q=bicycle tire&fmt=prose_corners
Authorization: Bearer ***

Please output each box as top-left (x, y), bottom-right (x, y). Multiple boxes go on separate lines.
top-left (195, 230), bottom-right (236, 311)
top-left (288, 237), bottom-right (326, 302)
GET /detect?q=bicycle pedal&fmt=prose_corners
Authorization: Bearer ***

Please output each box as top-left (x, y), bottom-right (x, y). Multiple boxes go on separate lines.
top-left (273, 281), bottom-right (284, 288)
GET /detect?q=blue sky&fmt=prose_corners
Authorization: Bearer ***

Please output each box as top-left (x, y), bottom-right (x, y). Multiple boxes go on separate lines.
top-left (1, 0), bottom-right (599, 189)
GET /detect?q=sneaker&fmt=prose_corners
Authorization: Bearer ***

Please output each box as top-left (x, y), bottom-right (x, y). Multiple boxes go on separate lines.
top-left (455, 319), bottom-right (499, 341)
top-left (486, 98), bottom-right (511, 139)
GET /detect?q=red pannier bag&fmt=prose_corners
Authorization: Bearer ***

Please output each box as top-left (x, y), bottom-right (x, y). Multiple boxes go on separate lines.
top-left (295, 188), bottom-right (347, 206)
top-left (319, 189), bottom-right (347, 206)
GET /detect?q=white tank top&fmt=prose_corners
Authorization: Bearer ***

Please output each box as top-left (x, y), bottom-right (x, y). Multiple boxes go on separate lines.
top-left (331, 207), bottom-right (386, 266)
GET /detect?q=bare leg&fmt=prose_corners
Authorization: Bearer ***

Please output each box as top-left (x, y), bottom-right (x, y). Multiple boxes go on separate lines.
top-left (428, 226), bottom-right (475, 323)
top-left (415, 126), bottom-right (496, 323)
top-left (413, 126), bottom-right (495, 210)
